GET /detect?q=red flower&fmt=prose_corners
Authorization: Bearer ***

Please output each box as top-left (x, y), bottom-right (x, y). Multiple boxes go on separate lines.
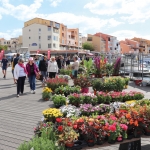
top-left (58, 126), bottom-right (63, 132)
top-left (67, 122), bottom-right (72, 126)
top-left (73, 124), bottom-right (78, 129)
top-left (56, 118), bottom-right (62, 123)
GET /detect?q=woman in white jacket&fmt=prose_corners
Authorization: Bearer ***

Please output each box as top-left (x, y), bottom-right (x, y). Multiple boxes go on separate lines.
top-left (47, 57), bottom-right (58, 78)
top-left (14, 59), bottom-right (27, 97)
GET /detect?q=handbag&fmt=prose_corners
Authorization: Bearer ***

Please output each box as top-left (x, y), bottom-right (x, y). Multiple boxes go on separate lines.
top-left (36, 73), bottom-right (43, 81)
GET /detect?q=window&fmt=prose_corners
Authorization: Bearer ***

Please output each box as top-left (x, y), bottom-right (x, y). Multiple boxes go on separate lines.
top-left (39, 44), bottom-right (41, 49)
top-left (39, 28), bottom-right (41, 32)
top-left (55, 23), bottom-right (60, 28)
top-left (87, 37), bottom-right (92, 41)
top-left (53, 28), bottom-right (59, 33)
top-left (53, 43), bottom-right (57, 48)
top-left (29, 37), bottom-right (31, 39)
top-left (29, 29), bottom-right (31, 32)
top-left (39, 36), bottom-right (41, 39)
top-left (62, 40), bottom-right (64, 44)
top-left (53, 36), bottom-right (58, 41)
top-left (29, 44), bottom-right (30, 47)
top-left (48, 36), bottom-right (51, 40)
top-left (48, 26), bottom-right (51, 31)
top-left (48, 43), bottom-right (51, 48)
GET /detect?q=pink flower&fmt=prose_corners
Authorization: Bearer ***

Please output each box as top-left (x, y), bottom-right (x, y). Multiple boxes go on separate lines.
top-left (120, 124), bottom-right (128, 131)
top-left (110, 115), bottom-right (117, 121)
top-left (108, 125), bottom-right (116, 132)
top-left (117, 137), bottom-right (122, 141)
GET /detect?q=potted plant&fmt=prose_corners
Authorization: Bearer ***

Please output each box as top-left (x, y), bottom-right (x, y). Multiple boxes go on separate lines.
top-left (54, 86), bottom-right (81, 97)
top-left (42, 87), bottom-right (52, 101)
top-left (68, 93), bottom-right (82, 107)
top-left (52, 95), bottom-right (66, 108)
top-left (56, 119), bottom-right (79, 148)
top-left (74, 75), bottom-right (91, 93)
top-left (81, 93), bottom-right (97, 104)
top-left (96, 92), bottom-right (112, 104)
top-left (47, 76), bottom-right (68, 91)
top-left (60, 105), bottom-right (81, 118)
top-left (42, 108), bottom-right (63, 122)
top-left (91, 79), bottom-right (103, 92)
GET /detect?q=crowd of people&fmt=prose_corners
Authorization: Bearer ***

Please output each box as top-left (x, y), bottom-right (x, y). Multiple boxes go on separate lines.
top-left (1, 53), bottom-right (80, 97)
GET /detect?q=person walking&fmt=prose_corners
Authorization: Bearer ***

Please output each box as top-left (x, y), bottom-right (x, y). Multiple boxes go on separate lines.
top-left (39, 56), bottom-right (48, 84)
top-left (56, 56), bottom-right (61, 70)
top-left (47, 57), bottom-right (58, 78)
top-left (14, 59), bottom-right (27, 97)
top-left (72, 56), bottom-right (79, 78)
top-left (11, 54), bottom-right (16, 83)
top-left (13, 53), bottom-right (20, 68)
top-left (26, 57), bottom-right (39, 94)
top-left (66, 56), bottom-right (70, 66)
top-left (1, 55), bottom-right (8, 79)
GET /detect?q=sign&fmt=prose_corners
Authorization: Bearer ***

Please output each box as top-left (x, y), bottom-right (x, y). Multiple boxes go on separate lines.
top-left (48, 50), bottom-right (51, 60)
top-left (32, 43), bottom-right (37, 46)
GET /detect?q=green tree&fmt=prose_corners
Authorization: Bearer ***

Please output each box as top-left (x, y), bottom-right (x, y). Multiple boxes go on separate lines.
top-left (82, 42), bottom-right (94, 51)
top-left (0, 45), bottom-right (8, 51)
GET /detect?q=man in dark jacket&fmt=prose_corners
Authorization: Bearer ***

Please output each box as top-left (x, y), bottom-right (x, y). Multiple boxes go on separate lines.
top-left (13, 53), bottom-right (20, 68)
top-left (39, 56), bottom-right (48, 83)
top-left (56, 55), bottom-right (61, 69)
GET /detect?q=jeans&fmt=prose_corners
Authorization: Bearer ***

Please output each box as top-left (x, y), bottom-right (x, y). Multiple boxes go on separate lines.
top-left (17, 76), bottom-right (26, 95)
top-left (74, 70), bottom-right (78, 78)
top-left (29, 75), bottom-right (36, 90)
top-left (49, 72), bottom-right (56, 78)
top-left (41, 71), bottom-right (47, 82)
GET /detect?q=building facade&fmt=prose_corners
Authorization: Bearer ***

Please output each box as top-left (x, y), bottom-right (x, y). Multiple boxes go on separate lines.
top-left (23, 18), bottom-right (80, 53)
top-left (132, 37), bottom-right (150, 54)
top-left (120, 39), bottom-right (139, 54)
top-left (94, 33), bottom-right (120, 53)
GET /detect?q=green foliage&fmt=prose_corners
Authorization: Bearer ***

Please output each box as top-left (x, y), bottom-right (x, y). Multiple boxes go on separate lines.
top-left (0, 45), bottom-right (8, 51)
top-left (52, 95), bottom-right (66, 108)
top-left (60, 69), bottom-right (72, 75)
top-left (82, 42), bottom-right (94, 51)
top-left (54, 85), bottom-right (81, 97)
top-left (84, 58), bottom-right (93, 71)
top-left (17, 136), bottom-right (63, 150)
top-left (91, 79), bottom-right (103, 91)
top-left (106, 64), bottom-right (114, 76)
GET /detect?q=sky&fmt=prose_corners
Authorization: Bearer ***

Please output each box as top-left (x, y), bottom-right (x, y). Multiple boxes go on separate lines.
top-left (0, 0), bottom-right (150, 40)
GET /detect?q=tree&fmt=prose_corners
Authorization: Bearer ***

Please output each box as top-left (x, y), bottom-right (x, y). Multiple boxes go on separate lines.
top-left (0, 45), bottom-right (8, 51)
top-left (82, 42), bottom-right (94, 51)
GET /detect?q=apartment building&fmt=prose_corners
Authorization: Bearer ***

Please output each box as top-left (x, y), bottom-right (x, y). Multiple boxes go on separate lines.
top-left (23, 18), bottom-right (80, 52)
top-left (87, 34), bottom-right (106, 52)
top-left (0, 37), bottom-right (23, 51)
top-left (23, 18), bottom-right (60, 52)
top-left (120, 39), bottom-right (139, 54)
top-left (94, 33), bottom-right (120, 53)
top-left (132, 37), bottom-right (150, 54)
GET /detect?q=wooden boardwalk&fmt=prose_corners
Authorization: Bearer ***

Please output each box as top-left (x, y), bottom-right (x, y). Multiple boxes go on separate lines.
top-left (0, 69), bottom-right (150, 150)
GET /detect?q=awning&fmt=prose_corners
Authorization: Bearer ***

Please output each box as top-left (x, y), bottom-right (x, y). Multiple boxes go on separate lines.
top-left (87, 53), bottom-right (94, 56)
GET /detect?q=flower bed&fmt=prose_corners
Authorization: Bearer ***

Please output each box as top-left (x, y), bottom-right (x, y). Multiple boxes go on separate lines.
top-left (47, 76), bottom-right (68, 91)
top-left (92, 77), bottom-right (128, 92)
top-left (54, 86), bottom-right (81, 97)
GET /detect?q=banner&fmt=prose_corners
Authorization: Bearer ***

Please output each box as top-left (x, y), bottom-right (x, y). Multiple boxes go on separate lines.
top-left (48, 50), bottom-right (50, 60)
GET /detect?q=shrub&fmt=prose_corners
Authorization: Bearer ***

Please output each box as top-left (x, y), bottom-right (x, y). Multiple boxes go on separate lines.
top-left (52, 95), bottom-right (66, 108)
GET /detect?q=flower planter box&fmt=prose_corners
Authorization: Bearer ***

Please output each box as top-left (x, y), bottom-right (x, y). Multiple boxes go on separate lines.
top-left (43, 98), bottom-right (49, 101)
top-left (81, 87), bottom-right (89, 93)
top-left (87, 140), bottom-right (95, 147)
top-left (65, 142), bottom-right (74, 148)
top-left (134, 80), bottom-right (142, 86)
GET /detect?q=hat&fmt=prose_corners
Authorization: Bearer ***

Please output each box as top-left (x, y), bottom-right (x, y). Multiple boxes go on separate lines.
top-left (29, 57), bottom-right (33, 61)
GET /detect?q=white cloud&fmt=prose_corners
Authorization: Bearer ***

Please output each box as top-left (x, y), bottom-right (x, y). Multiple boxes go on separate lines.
top-left (0, 0), bottom-right (43, 20)
top-left (0, 28), bottom-right (22, 40)
top-left (49, 0), bottom-right (62, 7)
top-left (84, 0), bottom-right (150, 23)
top-left (0, 0), bottom-right (123, 36)
top-left (111, 30), bottom-right (150, 41)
